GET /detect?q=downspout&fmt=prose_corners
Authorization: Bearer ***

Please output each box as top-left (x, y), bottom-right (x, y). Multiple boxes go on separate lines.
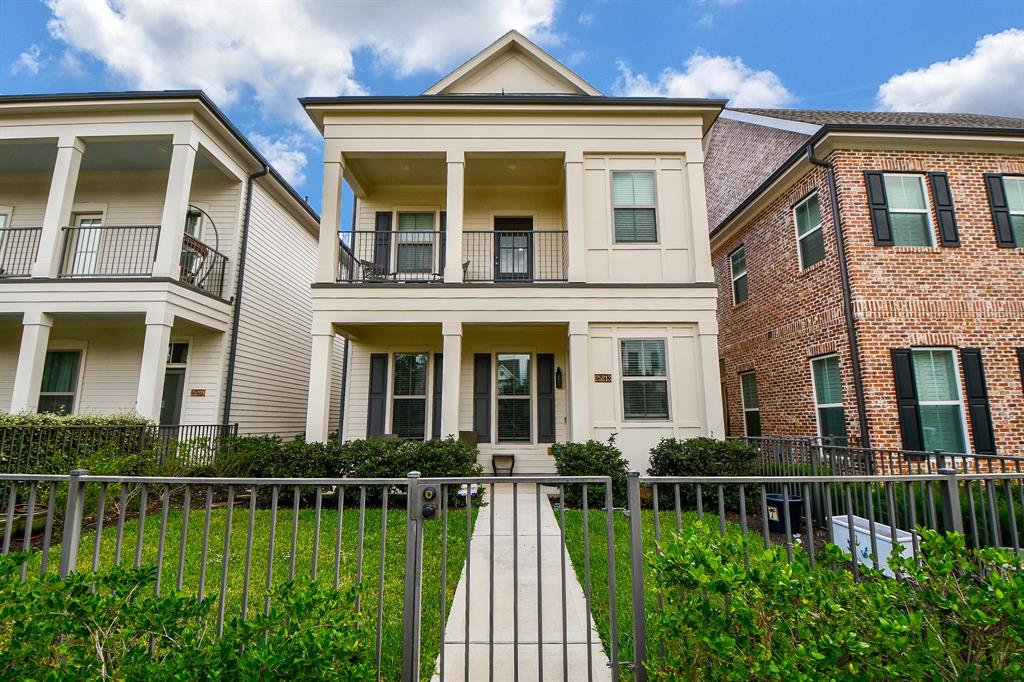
top-left (806, 143), bottom-right (871, 448)
top-left (336, 195), bottom-right (357, 443)
top-left (222, 166), bottom-right (270, 426)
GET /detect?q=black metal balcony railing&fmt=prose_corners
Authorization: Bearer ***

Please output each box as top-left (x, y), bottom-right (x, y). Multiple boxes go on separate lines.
top-left (0, 226), bottom-right (42, 278)
top-left (179, 233), bottom-right (228, 297)
top-left (59, 225), bottom-right (160, 278)
top-left (343, 230), bottom-right (445, 282)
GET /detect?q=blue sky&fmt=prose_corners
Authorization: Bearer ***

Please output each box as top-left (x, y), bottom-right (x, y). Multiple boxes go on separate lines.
top-left (2, 0), bottom-right (1021, 216)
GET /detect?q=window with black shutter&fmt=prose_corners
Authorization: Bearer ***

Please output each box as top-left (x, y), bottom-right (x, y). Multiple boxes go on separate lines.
top-left (431, 353), bottom-right (443, 440)
top-left (960, 348), bottom-right (995, 454)
top-left (928, 172), bottom-right (960, 246)
top-left (473, 354), bottom-right (491, 443)
top-left (366, 353), bottom-right (389, 438)
top-left (986, 174), bottom-right (1024, 248)
top-left (537, 354), bottom-right (556, 443)
top-left (392, 353), bottom-right (428, 439)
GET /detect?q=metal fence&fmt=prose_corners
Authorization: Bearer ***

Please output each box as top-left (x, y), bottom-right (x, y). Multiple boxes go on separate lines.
top-left (462, 230), bottom-right (568, 282)
top-left (0, 226), bottom-right (42, 278)
top-left (59, 224), bottom-right (161, 277)
top-left (342, 230), bottom-right (445, 283)
top-left (179, 232), bottom-right (229, 297)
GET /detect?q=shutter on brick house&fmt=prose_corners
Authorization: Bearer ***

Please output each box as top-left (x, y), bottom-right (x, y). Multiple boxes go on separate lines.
top-left (537, 353), bottom-right (555, 443)
top-left (891, 349), bottom-right (923, 452)
top-left (928, 172), bottom-right (960, 246)
top-left (367, 353), bottom-right (389, 438)
top-left (374, 212), bottom-right (392, 271)
top-left (985, 174), bottom-right (1017, 247)
top-left (865, 171), bottom-right (894, 246)
top-left (431, 353), bottom-right (443, 440)
top-left (961, 349), bottom-right (996, 455)
top-left (1018, 348), bottom-right (1024, 395)
top-left (473, 353), bottom-right (491, 443)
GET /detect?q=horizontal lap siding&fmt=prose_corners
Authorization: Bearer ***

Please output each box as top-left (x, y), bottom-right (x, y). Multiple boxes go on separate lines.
top-left (0, 325), bottom-right (21, 411)
top-left (177, 327), bottom-right (226, 425)
top-left (0, 173), bottom-right (48, 225)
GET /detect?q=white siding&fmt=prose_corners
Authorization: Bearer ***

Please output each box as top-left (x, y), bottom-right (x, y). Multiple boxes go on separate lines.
top-left (0, 323), bottom-right (21, 412)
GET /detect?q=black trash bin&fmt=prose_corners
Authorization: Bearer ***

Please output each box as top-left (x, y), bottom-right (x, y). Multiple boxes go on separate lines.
top-left (764, 494), bottom-right (804, 534)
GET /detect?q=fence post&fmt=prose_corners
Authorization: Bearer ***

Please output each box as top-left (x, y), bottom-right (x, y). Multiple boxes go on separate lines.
top-left (59, 468), bottom-right (88, 577)
top-left (937, 463), bottom-right (964, 534)
top-left (401, 471), bottom-right (423, 682)
top-left (626, 471), bottom-right (648, 682)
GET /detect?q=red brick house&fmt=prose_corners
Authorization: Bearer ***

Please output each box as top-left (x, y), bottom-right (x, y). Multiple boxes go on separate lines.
top-left (705, 109), bottom-right (1024, 456)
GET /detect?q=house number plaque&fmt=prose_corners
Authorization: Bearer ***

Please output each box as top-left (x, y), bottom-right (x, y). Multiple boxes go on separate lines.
top-left (593, 374), bottom-right (612, 383)
top-left (190, 389), bottom-right (206, 397)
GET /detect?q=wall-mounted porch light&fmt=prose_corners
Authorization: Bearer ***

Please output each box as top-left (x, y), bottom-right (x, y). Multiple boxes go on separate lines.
top-left (555, 366), bottom-right (563, 389)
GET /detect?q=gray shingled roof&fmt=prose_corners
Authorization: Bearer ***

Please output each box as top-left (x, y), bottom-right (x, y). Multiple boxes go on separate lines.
top-left (731, 108), bottom-right (1023, 130)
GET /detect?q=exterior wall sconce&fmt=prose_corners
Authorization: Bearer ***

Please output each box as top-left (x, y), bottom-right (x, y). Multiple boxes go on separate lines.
top-left (555, 366), bottom-right (563, 389)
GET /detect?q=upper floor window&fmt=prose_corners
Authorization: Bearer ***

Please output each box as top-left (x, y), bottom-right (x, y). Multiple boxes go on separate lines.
top-left (1000, 176), bottom-right (1024, 247)
top-left (396, 212), bottom-right (435, 272)
top-left (794, 193), bottom-right (825, 269)
top-left (620, 339), bottom-right (669, 420)
top-left (392, 353), bottom-right (428, 439)
top-left (38, 350), bottom-right (82, 414)
top-left (612, 171), bottom-right (657, 243)
top-left (730, 246), bottom-right (748, 304)
top-left (884, 174), bottom-right (933, 246)
top-left (740, 371), bottom-right (761, 437)
top-left (810, 354), bottom-right (847, 446)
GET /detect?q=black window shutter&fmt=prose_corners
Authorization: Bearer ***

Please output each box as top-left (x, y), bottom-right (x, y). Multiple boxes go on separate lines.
top-left (438, 212), bottom-right (447, 275)
top-left (985, 174), bottom-right (1016, 247)
top-left (961, 348), bottom-right (996, 455)
top-left (367, 353), bottom-right (389, 438)
top-left (373, 212), bottom-right (392, 271)
top-left (473, 353), bottom-right (491, 443)
top-left (928, 172), bottom-right (960, 246)
top-left (1018, 348), bottom-right (1024, 394)
top-left (537, 354), bottom-right (556, 443)
top-left (431, 353), bottom-right (443, 440)
top-left (891, 349), bottom-right (923, 451)
top-left (864, 171), bottom-right (893, 246)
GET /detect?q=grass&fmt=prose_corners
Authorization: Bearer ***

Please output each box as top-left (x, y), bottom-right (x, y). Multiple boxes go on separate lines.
top-left (29, 494), bottom-right (477, 682)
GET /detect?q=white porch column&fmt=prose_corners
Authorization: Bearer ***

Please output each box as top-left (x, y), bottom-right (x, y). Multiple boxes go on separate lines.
top-left (305, 320), bottom-right (335, 443)
top-left (136, 308), bottom-right (174, 421)
top-left (564, 152), bottom-right (586, 283)
top-left (317, 157), bottom-right (343, 283)
top-left (10, 312), bottom-right (54, 413)
top-left (686, 156), bottom-right (715, 283)
top-left (567, 320), bottom-right (591, 441)
top-left (32, 136), bottom-right (85, 277)
top-left (152, 132), bottom-right (198, 279)
top-left (440, 321), bottom-right (463, 438)
top-left (698, 319), bottom-right (726, 438)
top-left (444, 150), bottom-right (465, 283)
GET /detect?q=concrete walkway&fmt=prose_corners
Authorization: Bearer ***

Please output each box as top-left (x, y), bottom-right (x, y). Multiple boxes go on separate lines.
top-left (433, 483), bottom-right (611, 681)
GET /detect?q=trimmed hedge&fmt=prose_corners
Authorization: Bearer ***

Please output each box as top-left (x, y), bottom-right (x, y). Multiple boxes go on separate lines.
top-left (647, 437), bottom-right (760, 510)
top-left (550, 437), bottom-right (629, 508)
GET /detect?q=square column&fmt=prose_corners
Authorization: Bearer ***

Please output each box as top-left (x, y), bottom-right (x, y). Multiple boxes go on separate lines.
top-left (564, 153), bottom-right (586, 283)
top-left (698, 320), bottom-right (726, 438)
top-left (10, 312), bottom-right (54, 413)
top-left (152, 133), bottom-right (198, 279)
top-left (317, 158), bottom-right (343, 283)
top-left (305, 321), bottom-right (335, 443)
top-left (440, 321), bottom-right (463, 438)
top-left (135, 309), bottom-right (174, 421)
top-left (444, 151), bottom-right (465, 283)
top-left (568, 320), bottom-right (591, 441)
top-left (686, 159), bottom-right (715, 283)
top-left (32, 136), bottom-right (85, 277)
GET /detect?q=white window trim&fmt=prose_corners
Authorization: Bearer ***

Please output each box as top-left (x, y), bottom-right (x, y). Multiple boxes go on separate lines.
top-left (39, 341), bottom-right (88, 415)
top-left (809, 354), bottom-right (843, 440)
top-left (618, 338), bottom-right (671, 421)
top-left (393, 208), bottom-right (440, 275)
top-left (739, 371), bottom-right (760, 437)
top-left (163, 338), bottom-right (192, 425)
top-left (884, 173), bottom-right (935, 247)
top-left (793, 193), bottom-right (824, 270)
top-left (912, 347), bottom-right (971, 455)
top-left (610, 170), bottom-right (659, 244)
top-left (0, 205), bottom-right (12, 227)
top-left (495, 351), bottom-right (535, 444)
top-left (390, 351), bottom-right (431, 440)
top-left (1003, 175), bottom-right (1024, 247)
top-left (730, 246), bottom-right (747, 305)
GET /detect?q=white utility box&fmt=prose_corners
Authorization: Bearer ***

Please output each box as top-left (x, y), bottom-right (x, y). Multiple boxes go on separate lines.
top-left (831, 514), bottom-right (914, 577)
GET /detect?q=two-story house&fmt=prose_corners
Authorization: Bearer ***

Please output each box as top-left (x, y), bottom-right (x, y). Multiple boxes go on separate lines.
top-left (302, 31), bottom-right (725, 472)
top-left (706, 109), bottom-right (1024, 456)
top-left (0, 92), bottom-right (344, 436)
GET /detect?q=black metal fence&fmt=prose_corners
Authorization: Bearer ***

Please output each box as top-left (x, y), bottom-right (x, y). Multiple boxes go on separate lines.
top-left (59, 224), bottom-right (161, 277)
top-left (462, 230), bottom-right (568, 282)
top-left (0, 226), bottom-right (42, 278)
top-left (179, 232), bottom-right (229, 297)
top-left (342, 230), bottom-right (445, 282)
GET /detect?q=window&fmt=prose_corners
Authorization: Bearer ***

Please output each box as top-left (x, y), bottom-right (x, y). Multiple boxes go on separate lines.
top-left (730, 246), bottom-right (748, 304)
top-left (810, 355), bottom-right (847, 445)
top-left (497, 353), bottom-right (531, 441)
top-left (620, 339), bottom-right (669, 420)
top-left (38, 350), bottom-right (82, 414)
top-left (794, 193), bottom-right (825, 269)
top-left (884, 174), bottom-right (933, 246)
top-left (912, 349), bottom-right (967, 453)
top-left (740, 372), bottom-right (761, 437)
top-left (612, 171), bottom-right (657, 242)
top-left (396, 212), bottom-right (434, 272)
top-left (167, 342), bottom-right (189, 365)
top-left (1003, 176), bottom-right (1024, 247)
top-left (71, 215), bottom-right (103, 275)
top-left (392, 353), bottom-right (428, 439)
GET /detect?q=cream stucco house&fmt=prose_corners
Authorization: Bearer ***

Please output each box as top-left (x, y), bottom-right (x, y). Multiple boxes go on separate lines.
top-left (303, 32), bottom-right (725, 471)
top-left (0, 92), bottom-right (343, 436)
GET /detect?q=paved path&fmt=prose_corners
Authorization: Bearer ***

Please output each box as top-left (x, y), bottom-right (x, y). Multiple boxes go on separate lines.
top-left (432, 483), bottom-right (611, 681)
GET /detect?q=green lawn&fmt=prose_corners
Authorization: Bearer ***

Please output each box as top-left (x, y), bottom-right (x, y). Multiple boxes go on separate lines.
top-left (32, 498), bottom-right (477, 682)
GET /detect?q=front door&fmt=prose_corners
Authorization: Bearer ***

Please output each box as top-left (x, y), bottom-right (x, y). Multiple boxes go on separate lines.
top-left (494, 216), bottom-right (533, 281)
top-left (160, 367), bottom-right (186, 425)
top-left (71, 214), bottom-right (103, 275)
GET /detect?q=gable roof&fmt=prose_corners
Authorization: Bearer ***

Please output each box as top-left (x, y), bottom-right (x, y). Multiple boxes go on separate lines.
top-left (422, 30), bottom-right (602, 96)
top-left (731, 108), bottom-right (1023, 130)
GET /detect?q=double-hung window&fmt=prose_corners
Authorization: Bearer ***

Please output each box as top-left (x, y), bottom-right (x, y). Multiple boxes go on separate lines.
top-left (730, 246), bottom-right (748, 304)
top-left (612, 171), bottom-right (657, 243)
top-left (912, 349), bottom-right (968, 453)
top-left (810, 355), bottom-right (847, 445)
top-left (740, 371), bottom-right (761, 437)
top-left (794, 193), bottom-right (825, 269)
top-left (884, 174), bottom-right (933, 246)
top-left (38, 350), bottom-right (82, 414)
top-left (1003, 176), bottom-right (1024, 247)
top-left (621, 339), bottom-right (669, 420)
top-left (392, 353), bottom-right (428, 439)
top-left (396, 212), bottom-right (435, 273)
top-left (497, 353), bottom-right (531, 442)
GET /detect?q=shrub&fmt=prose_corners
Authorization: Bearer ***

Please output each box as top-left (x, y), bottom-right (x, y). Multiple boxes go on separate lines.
top-left (647, 523), bottom-right (1024, 681)
top-left (551, 437), bottom-right (629, 508)
top-left (647, 437), bottom-right (760, 510)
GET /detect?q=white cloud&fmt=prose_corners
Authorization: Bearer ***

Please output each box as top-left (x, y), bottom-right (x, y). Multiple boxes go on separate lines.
top-left (11, 44), bottom-right (44, 75)
top-left (45, 0), bottom-right (558, 122)
top-left (578, 11), bottom-right (594, 26)
top-left (877, 29), bottom-right (1024, 117)
top-left (614, 51), bottom-right (794, 107)
top-left (249, 132), bottom-right (311, 187)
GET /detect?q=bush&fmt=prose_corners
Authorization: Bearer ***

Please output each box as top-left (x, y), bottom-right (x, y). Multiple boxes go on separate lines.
top-left (647, 437), bottom-right (760, 511)
top-left (0, 552), bottom-right (372, 680)
top-left (648, 523), bottom-right (1024, 681)
top-left (551, 437), bottom-right (629, 508)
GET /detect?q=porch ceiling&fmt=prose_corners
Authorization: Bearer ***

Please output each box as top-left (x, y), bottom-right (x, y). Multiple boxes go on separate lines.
top-left (0, 138), bottom-right (218, 173)
top-left (342, 152), bottom-right (564, 193)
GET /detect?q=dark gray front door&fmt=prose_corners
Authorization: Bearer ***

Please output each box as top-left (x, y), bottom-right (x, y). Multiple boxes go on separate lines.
top-left (494, 216), bottom-right (533, 281)
top-left (160, 368), bottom-right (186, 425)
